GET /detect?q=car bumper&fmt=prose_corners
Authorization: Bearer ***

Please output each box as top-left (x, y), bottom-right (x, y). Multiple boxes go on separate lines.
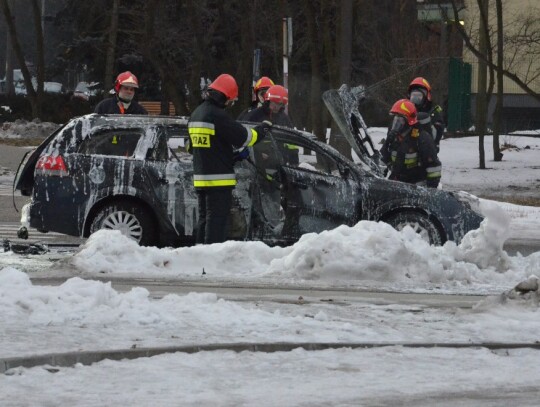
top-left (24, 199), bottom-right (81, 237)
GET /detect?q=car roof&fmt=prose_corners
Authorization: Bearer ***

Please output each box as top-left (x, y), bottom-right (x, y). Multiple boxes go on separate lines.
top-left (88, 113), bottom-right (190, 127)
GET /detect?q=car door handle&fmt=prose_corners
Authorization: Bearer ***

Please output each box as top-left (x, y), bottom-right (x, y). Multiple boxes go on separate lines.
top-left (291, 180), bottom-right (308, 189)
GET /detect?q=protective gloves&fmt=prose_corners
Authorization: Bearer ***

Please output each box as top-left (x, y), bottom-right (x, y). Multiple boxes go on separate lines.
top-left (253, 120), bottom-right (273, 142)
top-left (387, 129), bottom-right (399, 143)
top-left (233, 147), bottom-right (250, 162)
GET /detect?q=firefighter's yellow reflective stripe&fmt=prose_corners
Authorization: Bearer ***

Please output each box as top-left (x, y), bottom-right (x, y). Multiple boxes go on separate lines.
top-left (188, 121), bottom-right (215, 131)
top-left (188, 122), bottom-right (215, 148)
top-left (391, 151), bottom-right (418, 168)
top-left (426, 165), bottom-right (442, 178)
top-left (193, 173), bottom-right (236, 187)
top-left (242, 128), bottom-right (258, 147)
top-left (284, 143), bottom-right (299, 150)
top-left (194, 179), bottom-right (237, 187)
top-left (189, 127), bottom-right (215, 135)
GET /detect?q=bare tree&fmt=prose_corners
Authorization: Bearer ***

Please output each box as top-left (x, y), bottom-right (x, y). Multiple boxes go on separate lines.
top-left (1, 0), bottom-right (45, 118)
top-left (103, 0), bottom-right (119, 93)
top-left (492, 0), bottom-right (503, 161)
top-left (450, 0), bottom-right (540, 101)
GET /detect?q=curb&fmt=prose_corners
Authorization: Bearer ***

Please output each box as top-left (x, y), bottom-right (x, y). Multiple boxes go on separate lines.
top-left (3, 341), bottom-right (540, 373)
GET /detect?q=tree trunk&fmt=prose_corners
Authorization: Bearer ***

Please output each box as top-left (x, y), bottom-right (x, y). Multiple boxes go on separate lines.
top-left (103, 0), bottom-right (119, 94)
top-left (492, 0), bottom-right (504, 161)
top-left (329, 0), bottom-right (353, 158)
top-left (1, 0), bottom-right (41, 117)
top-left (303, 0), bottom-right (324, 141)
top-left (3, 0), bottom-right (14, 96)
top-left (30, 0), bottom-right (44, 118)
top-left (475, 0), bottom-right (489, 169)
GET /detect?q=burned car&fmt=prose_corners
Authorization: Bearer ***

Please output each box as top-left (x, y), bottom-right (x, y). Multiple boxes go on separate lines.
top-left (14, 113), bottom-right (482, 247)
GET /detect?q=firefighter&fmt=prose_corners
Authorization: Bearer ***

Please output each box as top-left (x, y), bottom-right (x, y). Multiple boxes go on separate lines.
top-left (188, 73), bottom-right (272, 244)
top-left (94, 71), bottom-right (148, 115)
top-left (243, 84), bottom-right (298, 166)
top-left (237, 76), bottom-right (274, 120)
top-left (381, 99), bottom-right (442, 188)
top-left (407, 77), bottom-right (444, 151)
top-left (243, 85), bottom-right (294, 128)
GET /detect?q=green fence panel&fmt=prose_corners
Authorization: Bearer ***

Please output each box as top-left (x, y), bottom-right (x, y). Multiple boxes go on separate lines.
top-left (447, 58), bottom-right (472, 132)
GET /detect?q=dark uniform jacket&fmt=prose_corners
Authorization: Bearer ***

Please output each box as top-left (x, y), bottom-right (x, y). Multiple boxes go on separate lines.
top-left (417, 100), bottom-right (444, 147)
top-left (188, 99), bottom-right (261, 189)
top-left (381, 126), bottom-right (442, 188)
top-left (243, 104), bottom-right (298, 165)
top-left (243, 104), bottom-right (294, 128)
top-left (237, 101), bottom-right (259, 121)
top-left (94, 97), bottom-right (148, 115)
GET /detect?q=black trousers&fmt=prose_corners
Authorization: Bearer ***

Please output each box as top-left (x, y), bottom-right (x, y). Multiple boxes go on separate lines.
top-left (196, 188), bottom-right (233, 244)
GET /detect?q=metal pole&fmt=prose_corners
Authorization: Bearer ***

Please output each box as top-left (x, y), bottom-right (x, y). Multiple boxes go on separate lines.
top-left (282, 18), bottom-right (288, 89)
top-left (283, 17), bottom-right (292, 114)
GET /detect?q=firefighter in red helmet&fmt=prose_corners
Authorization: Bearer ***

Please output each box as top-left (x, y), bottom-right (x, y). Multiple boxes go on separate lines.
top-left (237, 76), bottom-right (274, 120)
top-left (188, 73), bottom-right (272, 244)
top-left (94, 71), bottom-right (148, 115)
top-left (407, 77), bottom-right (444, 151)
top-left (243, 84), bottom-right (297, 167)
top-left (381, 99), bottom-right (441, 188)
top-left (244, 85), bottom-right (293, 127)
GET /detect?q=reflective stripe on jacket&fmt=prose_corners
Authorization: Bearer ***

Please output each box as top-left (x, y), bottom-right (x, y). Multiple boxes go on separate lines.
top-left (188, 99), bottom-right (259, 189)
top-left (382, 126), bottom-right (442, 186)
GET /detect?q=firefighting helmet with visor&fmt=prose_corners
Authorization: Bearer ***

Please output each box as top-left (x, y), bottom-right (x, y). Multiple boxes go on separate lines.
top-left (114, 71), bottom-right (139, 93)
top-left (390, 99), bottom-right (418, 131)
top-left (407, 77), bottom-right (432, 102)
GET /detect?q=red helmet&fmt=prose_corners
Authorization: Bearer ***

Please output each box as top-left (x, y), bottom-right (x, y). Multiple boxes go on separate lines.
top-left (208, 74), bottom-right (238, 101)
top-left (254, 76), bottom-right (274, 93)
top-left (408, 77), bottom-right (432, 101)
top-left (390, 99), bottom-right (418, 126)
top-left (264, 85), bottom-right (288, 105)
top-left (114, 71), bottom-right (139, 93)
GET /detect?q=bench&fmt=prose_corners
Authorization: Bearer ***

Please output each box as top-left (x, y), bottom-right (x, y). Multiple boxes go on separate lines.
top-left (139, 101), bottom-right (176, 116)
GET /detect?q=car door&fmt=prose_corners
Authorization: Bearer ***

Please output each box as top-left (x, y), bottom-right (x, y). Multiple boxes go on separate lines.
top-left (143, 124), bottom-right (255, 242)
top-left (253, 132), bottom-right (360, 243)
top-left (141, 125), bottom-right (196, 240)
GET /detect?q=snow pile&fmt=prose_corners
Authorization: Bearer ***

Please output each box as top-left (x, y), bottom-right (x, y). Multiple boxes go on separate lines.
top-left (475, 275), bottom-right (540, 310)
top-left (70, 210), bottom-right (540, 289)
top-left (0, 119), bottom-right (60, 139)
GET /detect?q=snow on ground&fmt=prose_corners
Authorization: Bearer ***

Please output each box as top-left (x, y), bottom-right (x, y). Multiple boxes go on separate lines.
top-left (0, 119), bottom-right (60, 139)
top-left (3, 347), bottom-right (540, 406)
top-left (1, 124), bottom-right (540, 405)
top-left (369, 127), bottom-right (540, 200)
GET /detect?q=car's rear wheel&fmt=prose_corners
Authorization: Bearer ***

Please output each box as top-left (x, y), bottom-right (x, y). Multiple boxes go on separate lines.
top-left (89, 202), bottom-right (157, 246)
top-left (385, 211), bottom-right (444, 246)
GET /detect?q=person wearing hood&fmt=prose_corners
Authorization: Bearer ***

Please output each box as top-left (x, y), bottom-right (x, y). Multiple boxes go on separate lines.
top-left (94, 71), bottom-right (148, 115)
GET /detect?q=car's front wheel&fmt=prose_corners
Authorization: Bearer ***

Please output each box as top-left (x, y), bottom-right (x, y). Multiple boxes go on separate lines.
top-left (89, 202), bottom-right (157, 246)
top-left (385, 211), bottom-right (444, 246)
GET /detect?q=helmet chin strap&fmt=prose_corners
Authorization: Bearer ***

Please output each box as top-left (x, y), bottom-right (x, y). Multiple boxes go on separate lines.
top-left (117, 92), bottom-right (134, 105)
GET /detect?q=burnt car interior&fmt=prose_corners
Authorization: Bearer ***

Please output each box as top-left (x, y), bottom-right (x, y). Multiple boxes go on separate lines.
top-left (78, 129), bottom-right (143, 158)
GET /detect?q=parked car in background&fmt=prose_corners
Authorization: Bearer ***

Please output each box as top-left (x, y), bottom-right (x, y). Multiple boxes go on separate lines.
top-left (44, 82), bottom-right (65, 94)
top-left (14, 114), bottom-right (483, 247)
top-left (72, 81), bottom-right (101, 101)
